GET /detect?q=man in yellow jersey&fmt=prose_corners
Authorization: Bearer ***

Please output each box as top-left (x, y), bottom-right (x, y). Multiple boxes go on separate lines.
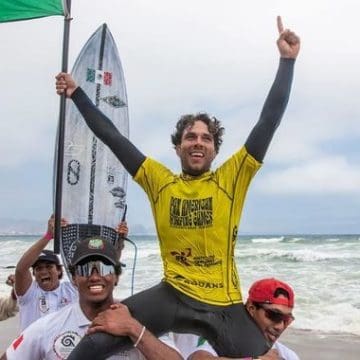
top-left (56, 16), bottom-right (300, 360)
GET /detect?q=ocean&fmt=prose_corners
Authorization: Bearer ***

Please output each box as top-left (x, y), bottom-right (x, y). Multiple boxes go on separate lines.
top-left (0, 234), bottom-right (359, 336)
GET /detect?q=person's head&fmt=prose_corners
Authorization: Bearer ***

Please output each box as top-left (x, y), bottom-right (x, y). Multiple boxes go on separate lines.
top-left (69, 237), bottom-right (122, 307)
top-left (171, 113), bottom-right (224, 176)
top-left (246, 278), bottom-right (295, 344)
top-left (31, 250), bottom-right (63, 291)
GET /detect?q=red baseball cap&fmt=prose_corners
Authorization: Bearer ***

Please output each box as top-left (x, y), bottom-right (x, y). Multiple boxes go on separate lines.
top-left (248, 278), bottom-right (294, 308)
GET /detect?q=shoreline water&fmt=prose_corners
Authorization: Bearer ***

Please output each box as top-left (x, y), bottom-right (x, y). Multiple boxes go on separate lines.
top-left (1, 314), bottom-right (360, 359)
top-left (1, 234), bottom-right (360, 337)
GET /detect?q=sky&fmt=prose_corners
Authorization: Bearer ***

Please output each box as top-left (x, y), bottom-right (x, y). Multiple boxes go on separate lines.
top-left (0, 0), bottom-right (359, 234)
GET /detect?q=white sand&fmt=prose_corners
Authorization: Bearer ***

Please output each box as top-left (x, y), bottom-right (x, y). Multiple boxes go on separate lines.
top-left (0, 315), bottom-right (19, 354)
top-left (281, 328), bottom-right (360, 360)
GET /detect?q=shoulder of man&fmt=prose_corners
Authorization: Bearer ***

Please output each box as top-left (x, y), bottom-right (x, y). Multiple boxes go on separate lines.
top-left (6, 313), bottom-right (48, 358)
top-left (16, 280), bottom-right (38, 304)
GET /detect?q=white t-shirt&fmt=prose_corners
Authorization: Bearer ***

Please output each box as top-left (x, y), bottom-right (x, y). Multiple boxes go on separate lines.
top-left (17, 280), bottom-right (78, 331)
top-left (6, 302), bottom-right (179, 360)
top-left (173, 334), bottom-right (300, 360)
top-left (172, 333), bottom-right (216, 359)
top-left (273, 342), bottom-right (300, 360)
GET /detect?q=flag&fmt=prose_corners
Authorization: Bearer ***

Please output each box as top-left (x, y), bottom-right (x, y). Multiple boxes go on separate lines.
top-left (86, 68), bottom-right (113, 86)
top-left (0, 0), bottom-right (72, 255)
top-left (0, 0), bottom-right (68, 23)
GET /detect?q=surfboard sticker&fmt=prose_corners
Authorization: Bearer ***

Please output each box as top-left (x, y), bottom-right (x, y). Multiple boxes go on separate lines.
top-left (58, 24), bottom-right (129, 268)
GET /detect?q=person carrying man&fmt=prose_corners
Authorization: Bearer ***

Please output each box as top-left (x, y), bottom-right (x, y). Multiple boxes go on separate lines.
top-left (56, 16), bottom-right (300, 359)
top-left (2, 237), bottom-right (182, 360)
top-left (175, 278), bottom-right (299, 360)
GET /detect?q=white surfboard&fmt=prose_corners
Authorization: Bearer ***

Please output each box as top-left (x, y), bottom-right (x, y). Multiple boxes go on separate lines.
top-left (58, 23), bottom-right (129, 267)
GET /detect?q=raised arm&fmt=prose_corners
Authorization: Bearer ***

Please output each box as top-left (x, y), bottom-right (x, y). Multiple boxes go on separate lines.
top-left (55, 73), bottom-right (146, 177)
top-left (245, 16), bottom-right (300, 162)
top-left (14, 215), bottom-right (64, 296)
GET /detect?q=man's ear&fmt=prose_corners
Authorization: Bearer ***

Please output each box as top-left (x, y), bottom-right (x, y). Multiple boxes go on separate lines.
top-left (175, 145), bottom-right (181, 157)
top-left (246, 301), bottom-right (256, 318)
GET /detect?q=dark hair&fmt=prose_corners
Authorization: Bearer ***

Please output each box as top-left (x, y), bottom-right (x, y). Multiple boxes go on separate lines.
top-left (57, 265), bottom-right (64, 280)
top-left (171, 113), bottom-right (224, 153)
top-left (273, 287), bottom-right (290, 299)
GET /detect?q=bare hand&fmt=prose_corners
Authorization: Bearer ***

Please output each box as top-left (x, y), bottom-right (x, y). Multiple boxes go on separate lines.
top-left (116, 221), bottom-right (128, 238)
top-left (87, 303), bottom-right (138, 336)
top-left (55, 72), bottom-right (78, 98)
top-left (276, 16), bottom-right (300, 59)
top-left (47, 214), bottom-right (68, 239)
top-left (6, 274), bottom-right (15, 287)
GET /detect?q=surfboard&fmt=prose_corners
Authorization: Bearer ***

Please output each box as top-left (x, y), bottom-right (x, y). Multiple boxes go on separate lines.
top-left (57, 23), bottom-right (129, 269)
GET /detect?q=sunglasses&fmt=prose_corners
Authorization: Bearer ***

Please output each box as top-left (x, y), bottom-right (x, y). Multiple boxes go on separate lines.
top-left (257, 303), bottom-right (295, 324)
top-left (75, 260), bottom-right (115, 277)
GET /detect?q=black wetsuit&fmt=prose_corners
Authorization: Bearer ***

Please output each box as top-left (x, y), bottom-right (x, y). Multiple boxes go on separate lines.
top-left (67, 58), bottom-right (295, 360)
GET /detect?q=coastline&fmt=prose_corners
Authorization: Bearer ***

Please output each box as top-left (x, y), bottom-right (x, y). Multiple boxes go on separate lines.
top-left (1, 314), bottom-right (360, 359)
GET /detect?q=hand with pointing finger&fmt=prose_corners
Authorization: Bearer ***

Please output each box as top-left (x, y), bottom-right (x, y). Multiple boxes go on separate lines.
top-left (276, 16), bottom-right (300, 59)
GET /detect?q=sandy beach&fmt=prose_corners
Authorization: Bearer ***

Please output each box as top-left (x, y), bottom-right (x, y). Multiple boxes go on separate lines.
top-left (1, 314), bottom-right (359, 359)
top-left (281, 328), bottom-right (360, 359)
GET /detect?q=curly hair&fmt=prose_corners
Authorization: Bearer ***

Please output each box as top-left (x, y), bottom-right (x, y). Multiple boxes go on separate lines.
top-left (171, 113), bottom-right (225, 153)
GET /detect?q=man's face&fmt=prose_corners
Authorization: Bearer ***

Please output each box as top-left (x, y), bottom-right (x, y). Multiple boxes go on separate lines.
top-left (176, 120), bottom-right (216, 176)
top-left (33, 261), bottom-right (61, 291)
top-left (73, 259), bottom-right (118, 306)
top-left (247, 298), bottom-right (294, 344)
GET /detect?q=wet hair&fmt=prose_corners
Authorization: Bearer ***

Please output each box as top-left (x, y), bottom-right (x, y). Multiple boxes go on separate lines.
top-left (171, 113), bottom-right (225, 153)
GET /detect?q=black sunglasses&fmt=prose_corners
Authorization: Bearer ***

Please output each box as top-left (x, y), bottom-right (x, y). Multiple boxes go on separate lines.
top-left (257, 303), bottom-right (295, 324)
top-left (75, 260), bottom-right (115, 277)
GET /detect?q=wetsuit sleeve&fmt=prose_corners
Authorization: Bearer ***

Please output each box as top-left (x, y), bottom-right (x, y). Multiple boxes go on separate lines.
top-left (71, 87), bottom-right (146, 177)
top-left (244, 58), bottom-right (295, 162)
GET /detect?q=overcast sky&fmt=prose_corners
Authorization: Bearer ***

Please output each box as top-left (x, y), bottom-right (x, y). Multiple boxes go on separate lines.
top-left (0, 0), bottom-right (359, 234)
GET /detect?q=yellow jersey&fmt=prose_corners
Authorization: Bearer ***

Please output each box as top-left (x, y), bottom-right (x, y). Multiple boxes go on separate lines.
top-left (134, 146), bottom-right (261, 305)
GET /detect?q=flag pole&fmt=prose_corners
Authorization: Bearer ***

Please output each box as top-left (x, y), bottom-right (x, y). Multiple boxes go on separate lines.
top-left (54, 0), bottom-right (72, 254)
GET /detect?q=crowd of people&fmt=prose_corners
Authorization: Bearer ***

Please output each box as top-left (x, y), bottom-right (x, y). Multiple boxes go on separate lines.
top-left (1, 16), bottom-right (301, 360)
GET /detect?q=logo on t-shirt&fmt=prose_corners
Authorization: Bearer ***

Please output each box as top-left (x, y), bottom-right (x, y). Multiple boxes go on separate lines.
top-left (170, 248), bottom-right (192, 266)
top-left (170, 196), bottom-right (213, 228)
top-left (53, 331), bottom-right (82, 359)
top-left (60, 297), bottom-right (71, 307)
top-left (39, 295), bottom-right (49, 313)
top-left (12, 334), bottom-right (24, 350)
